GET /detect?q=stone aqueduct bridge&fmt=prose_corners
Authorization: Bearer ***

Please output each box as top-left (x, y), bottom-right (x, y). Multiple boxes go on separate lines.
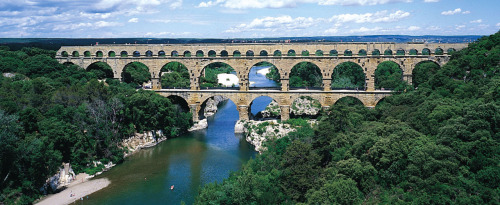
top-left (56, 42), bottom-right (467, 121)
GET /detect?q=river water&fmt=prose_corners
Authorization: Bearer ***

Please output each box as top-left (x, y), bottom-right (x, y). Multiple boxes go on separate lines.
top-left (84, 65), bottom-right (277, 204)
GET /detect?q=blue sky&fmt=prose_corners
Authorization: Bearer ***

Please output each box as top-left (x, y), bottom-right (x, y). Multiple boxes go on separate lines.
top-left (0, 0), bottom-right (498, 38)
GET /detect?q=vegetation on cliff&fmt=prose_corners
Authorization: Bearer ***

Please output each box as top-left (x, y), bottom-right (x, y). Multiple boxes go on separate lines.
top-left (0, 47), bottom-right (192, 203)
top-left (195, 32), bottom-right (499, 204)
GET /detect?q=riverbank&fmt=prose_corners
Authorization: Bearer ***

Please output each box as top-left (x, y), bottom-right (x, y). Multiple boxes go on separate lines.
top-left (36, 177), bottom-right (110, 205)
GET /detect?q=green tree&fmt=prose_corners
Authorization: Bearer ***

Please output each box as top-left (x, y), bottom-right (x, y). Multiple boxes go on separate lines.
top-left (121, 62), bottom-right (151, 86)
top-left (375, 61), bottom-right (403, 89)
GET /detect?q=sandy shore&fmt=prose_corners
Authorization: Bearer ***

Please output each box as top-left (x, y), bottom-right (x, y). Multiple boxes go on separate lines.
top-left (36, 177), bottom-right (110, 205)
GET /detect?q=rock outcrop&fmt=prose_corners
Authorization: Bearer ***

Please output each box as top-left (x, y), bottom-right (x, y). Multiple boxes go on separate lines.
top-left (236, 119), bottom-right (317, 152)
top-left (291, 97), bottom-right (321, 116)
top-left (204, 96), bottom-right (228, 117)
top-left (121, 130), bottom-right (167, 157)
top-left (257, 100), bottom-right (281, 119)
top-left (42, 163), bottom-right (76, 193)
top-left (188, 119), bottom-right (208, 131)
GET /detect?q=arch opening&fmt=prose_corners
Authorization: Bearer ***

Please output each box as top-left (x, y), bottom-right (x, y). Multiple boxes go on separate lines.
top-left (233, 50), bottom-right (241, 57)
top-left (160, 62), bottom-right (190, 89)
top-left (72, 51), bottom-right (79, 57)
top-left (259, 50), bottom-right (268, 56)
top-left (170, 51), bottom-right (178, 57)
top-left (331, 62), bottom-right (365, 90)
top-left (120, 51), bottom-right (128, 57)
top-left (315, 50), bottom-right (323, 56)
top-left (287, 49), bottom-right (296, 56)
top-left (196, 50), bottom-right (204, 57)
top-left (375, 61), bottom-right (404, 90)
top-left (289, 62), bottom-right (323, 89)
top-left (330, 50), bottom-right (338, 56)
top-left (200, 62), bottom-right (237, 88)
top-left (146, 50), bottom-right (153, 57)
top-left (86, 62), bottom-right (114, 79)
top-left (121, 62), bottom-right (151, 87)
top-left (84, 51), bottom-right (91, 57)
top-left (167, 95), bottom-right (190, 113)
top-left (409, 49), bottom-right (418, 55)
top-left (422, 48), bottom-right (431, 55)
top-left (248, 62), bottom-right (281, 90)
top-left (301, 50), bottom-right (309, 56)
top-left (372, 49), bottom-right (380, 56)
top-left (412, 61), bottom-right (440, 88)
top-left (96, 51), bottom-right (103, 57)
top-left (375, 97), bottom-right (388, 109)
top-left (435, 48), bottom-right (444, 55)
top-left (344, 49), bottom-right (352, 56)
top-left (290, 96), bottom-right (321, 119)
top-left (396, 49), bottom-right (405, 56)
top-left (447, 48), bottom-right (456, 54)
top-left (133, 51), bottom-right (140, 57)
top-left (384, 49), bottom-right (393, 55)
top-left (249, 96), bottom-right (280, 120)
top-left (334, 96), bottom-right (364, 107)
top-left (108, 51), bottom-right (116, 57)
top-left (246, 50), bottom-right (254, 57)
top-left (61, 51), bottom-right (68, 57)
top-left (221, 50), bottom-right (229, 57)
top-left (184, 51), bottom-right (191, 57)
top-left (208, 50), bottom-right (216, 57)
top-left (158, 50), bottom-right (166, 57)
top-left (358, 49), bottom-right (367, 56)
top-left (273, 50), bottom-right (282, 56)
top-left (198, 95), bottom-right (235, 120)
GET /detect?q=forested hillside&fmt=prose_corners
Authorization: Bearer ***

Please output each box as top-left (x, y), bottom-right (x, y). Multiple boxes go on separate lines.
top-left (195, 32), bottom-right (499, 204)
top-left (0, 47), bottom-right (192, 204)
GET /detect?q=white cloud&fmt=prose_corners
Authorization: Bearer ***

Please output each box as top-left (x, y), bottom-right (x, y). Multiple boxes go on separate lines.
top-left (441, 8), bottom-right (470, 15)
top-left (198, 0), bottom-right (412, 9)
top-left (497, 23), bottom-right (500, 27)
top-left (330, 10), bottom-right (410, 24)
top-left (408, 26), bottom-right (421, 31)
top-left (128, 18), bottom-right (139, 23)
top-left (319, 0), bottom-right (411, 6)
top-left (349, 27), bottom-right (383, 33)
top-left (455, 25), bottom-right (466, 30)
top-left (423, 0), bottom-right (438, 2)
top-left (225, 15), bottom-right (316, 33)
top-left (148, 19), bottom-right (172, 23)
top-left (470, 19), bottom-right (482, 24)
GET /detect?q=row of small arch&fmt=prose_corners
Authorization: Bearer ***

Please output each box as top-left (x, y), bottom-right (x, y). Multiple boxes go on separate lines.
top-left (61, 48), bottom-right (455, 58)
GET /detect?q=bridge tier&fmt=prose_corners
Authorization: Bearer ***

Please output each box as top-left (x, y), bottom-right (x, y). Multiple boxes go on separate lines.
top-left (56, 42), bottom-right (466, 122)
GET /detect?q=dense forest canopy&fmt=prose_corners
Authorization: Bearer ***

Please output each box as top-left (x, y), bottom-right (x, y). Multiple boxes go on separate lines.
top-left (0, 47), bottom-right (192, 204)
top-left (195, 32), bottom-right (500, 204)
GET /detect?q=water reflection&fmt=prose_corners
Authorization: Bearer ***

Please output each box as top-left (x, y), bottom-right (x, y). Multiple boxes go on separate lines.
top-left (86, 100), bottom-right (256, 205)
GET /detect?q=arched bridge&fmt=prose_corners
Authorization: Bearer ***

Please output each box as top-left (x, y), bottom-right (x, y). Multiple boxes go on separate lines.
top-left (56, 42), bottom-right (467, 121)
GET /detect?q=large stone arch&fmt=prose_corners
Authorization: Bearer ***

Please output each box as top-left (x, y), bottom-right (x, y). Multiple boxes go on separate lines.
top-left (248, 95), bottom-right (282, 120)
top-left (331, 61), bottom-right (366, 90)
top-left (86, 61), bottom-right (114, 79)
top-left (412, 60), bottom-right (441, 87)
top-left (198, 61), bottom-right (237, 88)
top-left (247, 61), bottom-right (281, 88)
top-left (375, 61), bottom-right (404, 90)
top-left (166, 94), bottom-right (190, 112)
top-left (197, 94), bottom-right (238, 120)
top-left (333, 95), bottom-right (368, 107)
top-left (121, 61), bottom-right (152, 85)
top-left (159, 61), bottom-right (190, 89)
top-left (289, 61), bottom-right (324, 88)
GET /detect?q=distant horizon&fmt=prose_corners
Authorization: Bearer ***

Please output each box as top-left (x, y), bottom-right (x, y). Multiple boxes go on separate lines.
top-left (0, 0), bottom-right (498, 38)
